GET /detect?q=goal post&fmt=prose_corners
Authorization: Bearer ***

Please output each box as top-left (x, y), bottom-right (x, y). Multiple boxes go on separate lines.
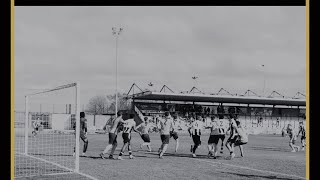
top-left (15, 82), bottom-right (95, 179)
top-left (24, 95), bottom-right (29, 155)
top-left (75, 82), bottom-right (80, 173)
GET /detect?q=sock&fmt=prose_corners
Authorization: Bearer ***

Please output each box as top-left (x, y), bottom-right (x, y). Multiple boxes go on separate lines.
top-left (193, 145), bottom-right (198, 153)
top-left (230, 151), bottom-right (233, 155)
top-left (129, 151), bottom-right (132, 155)
top-left (103, 145), bottom-right (112, 154)
top-left (119, 152), bottom-right (123, 156)
top-left (83, 141), bottom-right (88, 153)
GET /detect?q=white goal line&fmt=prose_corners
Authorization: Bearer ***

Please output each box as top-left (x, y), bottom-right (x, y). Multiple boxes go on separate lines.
top-left (15, 152), bottom-right (98, 180)
top-left (15, 172), bottom-right (75, 179)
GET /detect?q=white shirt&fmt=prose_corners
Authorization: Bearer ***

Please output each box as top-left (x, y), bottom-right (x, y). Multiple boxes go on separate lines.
top-left (208, 120), bottom-right (219, 135)
top-left (140, 123), bottom-right (156, 134)
top-left (158, 116), bottom-right (174, 135)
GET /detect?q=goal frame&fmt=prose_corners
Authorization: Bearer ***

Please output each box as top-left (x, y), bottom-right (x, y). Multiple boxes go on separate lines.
top-left (23, 82), bottom-right (80, 173)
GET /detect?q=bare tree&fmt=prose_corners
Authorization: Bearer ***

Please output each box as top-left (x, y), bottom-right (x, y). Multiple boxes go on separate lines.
top-left (86, 95), bottom-right (108, 114)
top-left (106, 93), bottom-right (131, 113)
top-left (86, 95), bottom-right (109, 126)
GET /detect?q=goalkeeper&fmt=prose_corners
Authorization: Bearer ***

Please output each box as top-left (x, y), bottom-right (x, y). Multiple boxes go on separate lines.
top-left (73, 112), bottom-right (89, 156)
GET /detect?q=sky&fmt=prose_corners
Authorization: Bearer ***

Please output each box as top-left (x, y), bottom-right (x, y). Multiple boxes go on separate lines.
top-left (14, 6), bottom-right (306, 111)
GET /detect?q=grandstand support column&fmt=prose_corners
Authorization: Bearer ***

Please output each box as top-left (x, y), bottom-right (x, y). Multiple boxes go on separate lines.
top-left (297, 106), bottom-right (300, 121)
top-left (24, 95), bottom-right (29, 155)
top-left (262, 64), bottom-right (266, 96)
top-left (264, 107), bottom-right (267, 127)
top-left (131, 100), bottom-right (134, 111)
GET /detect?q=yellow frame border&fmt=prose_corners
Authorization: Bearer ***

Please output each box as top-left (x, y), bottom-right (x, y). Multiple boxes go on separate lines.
top-left (10, 2), bottom-right (309, 180)
top-left (11, 0), bottom-right (15, 180)
top-left (306, 0), bottom-right (309, 179)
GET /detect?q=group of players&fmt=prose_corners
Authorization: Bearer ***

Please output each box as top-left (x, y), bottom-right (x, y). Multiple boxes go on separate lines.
top-left (31, 111), bottom-right (306, 159)
top-left (75, 111), bottom-right (249, 160)
top-left (286, 122), bottom-right (306, 152)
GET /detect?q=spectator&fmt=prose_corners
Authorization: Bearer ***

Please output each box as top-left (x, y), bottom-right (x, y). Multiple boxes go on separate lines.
top-left (207, 107), bottom-right (211, 115)
top-left (258, 117), bottom-right (263, 126)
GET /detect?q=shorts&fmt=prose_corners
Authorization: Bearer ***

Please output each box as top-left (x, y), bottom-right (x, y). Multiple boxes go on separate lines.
top-left (290, 139), bottom-right (296, 144)
top-left (170, 131), bottom-right (179, 140)
top-left (108, 133), bottom-right (118, 145)
top-left (235, 139), bottom-right (247, 146)
top-left (208, 135), bottom-right (219, 144)
top-left (227, 136), bottom-right (237, 144)
top-left (218, 134), bottom-right (226, 141)
top-left (141, 134), bottom-right (151, 143)
top-left (160, 134), bottom-right (170, 144)
top-left (122, 133), bottom-right (131, 144)
top-left (192, 135), bottom-right (201, 146)
top-left (80, 131), bottom-right (88, 142)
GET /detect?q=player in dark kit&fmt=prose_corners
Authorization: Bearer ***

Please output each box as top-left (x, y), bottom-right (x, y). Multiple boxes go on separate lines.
top-left (73, 112), bottom-right (89, 157)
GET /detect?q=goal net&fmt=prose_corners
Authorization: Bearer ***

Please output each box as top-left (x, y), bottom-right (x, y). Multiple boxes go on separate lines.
top-left (14, 82), bottom-right (96, 180)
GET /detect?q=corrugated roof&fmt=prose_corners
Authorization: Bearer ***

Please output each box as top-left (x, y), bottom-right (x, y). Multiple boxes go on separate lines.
top-left (129, 91), bottom-right (306, 106)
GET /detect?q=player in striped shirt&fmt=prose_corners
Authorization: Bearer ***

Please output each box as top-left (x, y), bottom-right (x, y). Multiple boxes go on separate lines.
top-left (100, 111), bottom-right (125, 159)
top-left (139, 117), bottom-right (157, 152)
top-left (297, 121), bottom-right (306, 151)
top-left (157, 112), bottom-right (174, 158)
top-left (188, 115), bottom-right (204, 158)
top-left (117, 114), bottom-right (140, 160)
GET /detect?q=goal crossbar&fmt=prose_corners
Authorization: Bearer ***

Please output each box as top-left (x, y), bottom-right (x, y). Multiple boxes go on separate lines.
top-left (18, 82), bottom-right (81, 178)
top-left (26, 82), bottom-right (77, 97)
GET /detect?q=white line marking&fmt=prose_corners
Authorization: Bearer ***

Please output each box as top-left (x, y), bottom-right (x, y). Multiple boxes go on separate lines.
top-left (191, 158), bottom-right (305, 179)
top-left (15, 172), bottom-right (74, 179)
top-left (15, 152), bottom-right (99, 180)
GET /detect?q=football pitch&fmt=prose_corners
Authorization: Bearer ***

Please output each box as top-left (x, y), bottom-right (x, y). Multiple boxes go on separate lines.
top-left (16, 132), bottom-right (306, 180)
